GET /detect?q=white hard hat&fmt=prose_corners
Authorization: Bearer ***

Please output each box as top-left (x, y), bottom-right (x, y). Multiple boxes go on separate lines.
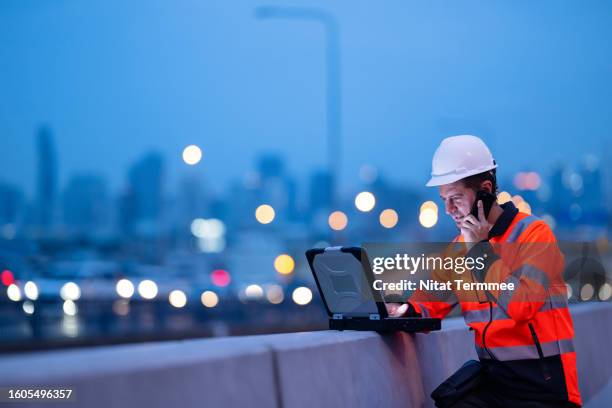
top-left (426, 135), bottom-right (497, 187)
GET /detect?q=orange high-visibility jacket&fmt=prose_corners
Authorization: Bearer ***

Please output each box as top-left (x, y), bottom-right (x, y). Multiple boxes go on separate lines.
top-left (409, 203), bottom-right (581, 406)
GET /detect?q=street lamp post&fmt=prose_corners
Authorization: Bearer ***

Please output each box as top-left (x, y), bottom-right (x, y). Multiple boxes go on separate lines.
top-left (255, 6), bottom-right (341, 208)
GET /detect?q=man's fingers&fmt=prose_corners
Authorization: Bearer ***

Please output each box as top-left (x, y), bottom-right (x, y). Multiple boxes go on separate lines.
top-left (386, 303), bottom-right (408, 317)
top-left (477, 200), bottom-right (486, 223)
top-left (462, 214), bottom-right (478, 226)
top-left (461, 220), bottom-right (476, 231)
top-left (397, 304), bottom-right (408, 316)
top-left (386, 303), bottom-right (399, 315)
top-left (389, 304), bottom-right (408, 317)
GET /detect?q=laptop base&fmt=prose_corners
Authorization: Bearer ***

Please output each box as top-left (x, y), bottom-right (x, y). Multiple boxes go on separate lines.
top-left (329, 317), bottom-right (441, 333)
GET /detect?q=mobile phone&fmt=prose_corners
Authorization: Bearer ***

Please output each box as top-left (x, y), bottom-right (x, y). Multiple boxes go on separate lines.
top-left (470, 190), bottom-right (496, 220)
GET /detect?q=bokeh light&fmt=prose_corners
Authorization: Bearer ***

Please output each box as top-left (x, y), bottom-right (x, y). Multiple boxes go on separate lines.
top-left (274, 254), bottom-right (295, 275)
top-left (138, 280), bottom-right (158, 300)
top-left (255, 204), bottom-right (276, 224)
top-left (328, 211), bottom-right (348, 231)
top-left (266, 284), bottom-right (284, 304)
top-left (22, 301), bottom-right (35, 315)
top-left (60, 282), bottom-right (81, 301)
top-left (63, 300), bottom-right (77, 316)
top-left (169, 290), bottom-right (187, 308)
top-left (379, 209), bottom-right (398, 228)
top-left (580, 284), bottom-right (594, 301)
top-left (191, 218), bottom-right (225, 239)
top-left (182, 144), bottom-right (202, 165)
top-left (419, 208), bottom-right (438, 228)
top-left (511, 195), bottom-right (524, 206)
top-left (514, 172), bottom-right (541, 191)
top-left (6, 284), bottom-right (21, 302)
top-left (201, 291), bottom-right (219, 308)
top-left (24, 281), bottom-right (39, 301)
top-left (420, 201), bottom-right (438, 214)
top-left (116, 279), bottom-right (135, 299)
top-left (599, 283), bottom-right (612, 301)
top-left (355, 191), bottom-right (376, 212)
top-left (191, 218), bottom-right (205, 237)
top-left (1, 270), bottom-right (14, 286)
top-left (245, 284), bottom-right (264, 300)
top-left (211, 269), bottom-right (231, 287)
top-left (292, 287), bottom-right (313, 306)
top-left (497, 191), bottom-right (512, 205)
top-left (517, 201), bottom-right (532, 214)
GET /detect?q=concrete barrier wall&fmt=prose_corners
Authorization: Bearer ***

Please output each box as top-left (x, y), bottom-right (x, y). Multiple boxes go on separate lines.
top-left (0, 303), bottom-right (610, 408)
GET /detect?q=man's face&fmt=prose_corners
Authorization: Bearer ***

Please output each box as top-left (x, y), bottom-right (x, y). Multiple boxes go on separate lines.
top-left (439, 181), bottom-right (476, 228)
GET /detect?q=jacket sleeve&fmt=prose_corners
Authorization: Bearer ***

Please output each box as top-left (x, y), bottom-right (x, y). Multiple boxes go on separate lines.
top-left (408, 296), bottom-right (457, 320)
top-left (407, 244), bottom-right (463, 320)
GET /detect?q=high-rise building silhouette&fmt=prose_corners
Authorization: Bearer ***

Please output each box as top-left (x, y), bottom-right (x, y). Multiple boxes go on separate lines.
top-left (36, 126), bottom-right (58, 228)
top-left (308, 169), bottom-right (333, 216)
top-left (579, 155), bottom-right (606, 225)
top-left (548, 163), bottom-right (572, 223)
top-left (119, 152), bottom-right (164, 236)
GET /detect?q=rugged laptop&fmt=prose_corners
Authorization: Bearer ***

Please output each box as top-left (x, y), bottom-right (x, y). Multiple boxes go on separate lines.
top-left (305, 246), bottom-right (441, 333)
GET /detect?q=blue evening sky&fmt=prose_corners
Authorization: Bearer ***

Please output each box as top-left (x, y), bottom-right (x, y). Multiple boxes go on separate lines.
top-left (1, 0), bottom-right (611, 198)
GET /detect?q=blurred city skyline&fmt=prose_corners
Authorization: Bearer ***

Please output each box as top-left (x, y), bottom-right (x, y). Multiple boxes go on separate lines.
top-left (0, 124), bottom-right (607, 242)
top-left (2, 0), bottom-right (612, 199)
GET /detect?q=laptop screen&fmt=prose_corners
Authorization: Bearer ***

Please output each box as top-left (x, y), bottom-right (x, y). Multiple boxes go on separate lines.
top-left (311, 248), bottom-right (381, 318)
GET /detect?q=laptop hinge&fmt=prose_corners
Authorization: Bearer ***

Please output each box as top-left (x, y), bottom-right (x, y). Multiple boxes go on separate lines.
top-left (332, 313), bottom-right (344, 320)
top-left (325, 246), bottom-right (342, 252)
top-left (369, 314), bottom-right (381, 320)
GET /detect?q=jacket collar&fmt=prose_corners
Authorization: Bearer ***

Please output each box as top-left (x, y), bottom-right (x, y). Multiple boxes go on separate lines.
top-left (489, 201), bottom-right (519, 239)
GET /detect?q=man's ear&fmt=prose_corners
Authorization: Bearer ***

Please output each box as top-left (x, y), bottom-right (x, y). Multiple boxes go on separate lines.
top-left (480, 180), bottom-right (493, 194)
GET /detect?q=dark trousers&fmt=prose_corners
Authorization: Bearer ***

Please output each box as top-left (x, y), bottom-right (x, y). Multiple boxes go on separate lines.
top-left (449, 383), bottom-right (580, 408)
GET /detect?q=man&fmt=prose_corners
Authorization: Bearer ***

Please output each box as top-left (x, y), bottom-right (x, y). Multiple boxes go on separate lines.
top-left (387, 135), bottom-right (581, 407)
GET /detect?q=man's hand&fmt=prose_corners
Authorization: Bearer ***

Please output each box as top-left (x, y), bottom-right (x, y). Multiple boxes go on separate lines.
top-left (385, 302), bottom-right (409, 317)
top-left (460, 200), bottom-right (491, 246)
